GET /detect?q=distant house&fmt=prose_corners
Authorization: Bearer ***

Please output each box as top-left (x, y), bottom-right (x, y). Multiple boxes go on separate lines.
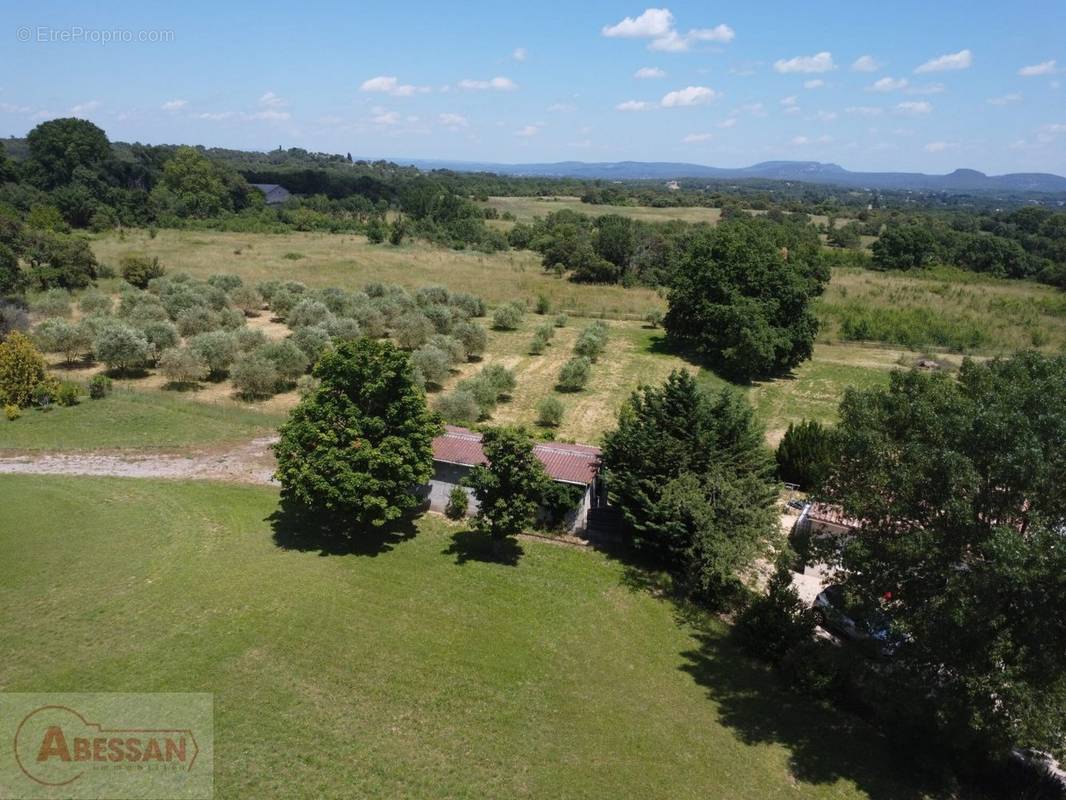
top-left (249, 183), bottom-right (291, 205)
top-left (423, 425), bottom-right (603, 533)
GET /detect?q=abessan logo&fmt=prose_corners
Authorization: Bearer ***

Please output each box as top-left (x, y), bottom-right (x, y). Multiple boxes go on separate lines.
top-left (0, 693), bottom-right (213, 799)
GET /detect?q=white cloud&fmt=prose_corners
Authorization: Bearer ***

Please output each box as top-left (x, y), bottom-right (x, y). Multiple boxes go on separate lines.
top-left (199, 111), bottom-right (236, 121)
top-left (987, 93), bottom-right (1022, 106)
top-left (846, 105), bottom-right (883, 116)
top-left (803, 79), bottom-right (825, 89)
top-left (896, 100), bottom-right (933, 114)
top-left (1036, 123), bottom-right (1066, 142)
top-left (682, 132), bottom-right (713, 143)
top-left (739, 102), bottom-right (766, 116)
top-left (1018, 60), bottom-right (1056, 77)
top-left (515, 124), bottom-right (541, 137)
top-left (602, 8), bottom-right (733, 52)
top-left (907, 83), bottom-right (945, 95)
top-left (773, 52), bottom-right (835, 74)
top-left (868, 76), bottom-right (908, 92)
top-left (851, 55), bottom-right (881, 72)
top-left (661, 86), bottom-right (717, 107)
top-left (791, 135), bottom-right (810, 145)
top-left (780, 95), bottom-right (798, 106)
top-left (360, 76), bottom-right (427, 96)
top-left (602, 8), bottom-right (674, 38)
top-left (924, 141), bottom-right (956, 153)
top-left (616, 100), bottom-right (652, 111)
top-left (512, 47), bottom-right (527, 62)
top-left (649, 25), bottom-right (734, 52)
top-left (71, 100), bottom-right (101, 114)
top-left (914, 49), bottom-right (972, 74)
top-left (546, 102), bottom-right (577, 112)
top-left (161, 99), bottom-right (187, 111)
top-left (371, 110), bottom-right (400, 125)
top-left (250, 109), bottom-right (290, 121)
top-left (813, 110), bottom-right (838, 122)
top-left (717, 117), bottom-right (737, 128)
top-left (458, 76), bottom-right (518, 91)
top-left (259, 91), bottom-right (286, 108)
top-left (634, 66), bottom-right (666, 79)
top-left (439, 112), bottom-right (468, 129)
top-left (0, 102), bottom-right (31, 114)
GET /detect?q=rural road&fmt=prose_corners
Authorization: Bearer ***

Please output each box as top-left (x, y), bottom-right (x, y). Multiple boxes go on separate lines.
top-left (0, 436), bottom-right (279, 485)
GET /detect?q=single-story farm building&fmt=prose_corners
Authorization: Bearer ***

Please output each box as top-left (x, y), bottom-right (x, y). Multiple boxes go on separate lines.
top-left (423, 425), bottom-right (603, 533)
top-left (250, 183), bottom-right (292, 205)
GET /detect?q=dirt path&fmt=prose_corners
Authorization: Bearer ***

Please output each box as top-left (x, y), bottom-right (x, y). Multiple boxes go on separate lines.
top-left (0, 436), bottom-right (279, 485)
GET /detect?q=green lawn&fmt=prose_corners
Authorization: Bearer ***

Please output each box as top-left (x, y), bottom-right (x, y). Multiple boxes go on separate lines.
top-left (0, 476), bottom-right (924, 799)
top-left (0, 388), bottom-right (283, 452)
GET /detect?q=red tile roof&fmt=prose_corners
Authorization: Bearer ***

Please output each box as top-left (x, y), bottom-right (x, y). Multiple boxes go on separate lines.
top-left (432, 425), bottom-right (600, 485)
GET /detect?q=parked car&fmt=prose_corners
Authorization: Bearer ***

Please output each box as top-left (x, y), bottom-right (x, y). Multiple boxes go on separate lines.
top-left (813, 584), bottom-right (906, 659)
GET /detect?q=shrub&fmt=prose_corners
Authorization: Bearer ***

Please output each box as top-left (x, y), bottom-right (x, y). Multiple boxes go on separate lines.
top-left (292, 326), bottom-right (332, 363)
top-left (4, 403), bottom-right (19, 420)
top-left (573, 321), bottom-right (609, 362)
top-left (457, 377), bottom-right (499, 418)
top-left (231, 354), bottom-right (279, 399)
top-left (138, 320), bottom-right (180, 356)
top-left (32, 289), bottom-right (72, 318)
top-left (187, 330), bottom-right (238, 377)
top-left (448, 292), bottom-right (485, 318)
top-left (445, 485), bottom-right (470, 520)
top-left (257, 339), bottom-right (309, 384)
top-left (537, 396), bottom-right (564, 427)
top-left (268, 289), bottom-right (297, 319)
top-left (557, 356), bottom-right (591, 392)
top-left (776, 420), bottom-right (837, 490)
top-left (78, 289), bottom-right (113, 315)
top-left (415, 285), bottom-right (450, 307)
top-left (159, 347), bottom-right (209, 385)
top-left (452, 320), bottom-right (488, 360)
top-left (553, 314), bottom-right (568, 328)
top-left (423, 304), bottom-right (453, 334)
top-left (55, 381), bottom-right (80, 407)
top-left (492, 303), bottom-right (524, 331)
top-left (351, 307), bottom-right (387, 339)
top-left (230, 286), bottom-right (263, 316)
top-left (393, 312), bottom-right (434, 350)
top-left (120, 254), bottom-right (165, 289)
top-left (0, 301), bottom-right (29, 337)
top-left (33, 318), bottom-right (90, 364)
top-left (94, 324), bottom-right (152, 373)
top-left (529, 331), bottom-right (548, 355)
top-left (535, 322), bottom-right (555, 341)
top-left (735, 560), bottom-right (815, 663)
top-left (287, 299), bottom-right (333, 329)
top-left (535, 294), bottom-right (551, 315)
top-left (411, 345), bottom-right (452, 387)
top-left (428, 334), bottom-right (465, 364)
top-left (175, 307), bottom-right (220, 337)
top-left (323, 316), bottom-right (361, 342)
top-left (481, 364), bottom-right (516, 397)
top-left (87, 374), bottom-right (112, 399)
top-left (644, 310), bottom-right (664, 328)
top-left (207, 273), bottom-right (242, 292)
top-left (234, 327), bottom-right (267, 353)
top-left (435, 389), bottom-right (480, 425)
top-left (216, 307), bottom-right (246, 330)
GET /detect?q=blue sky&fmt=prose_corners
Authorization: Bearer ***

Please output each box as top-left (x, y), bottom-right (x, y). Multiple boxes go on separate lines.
top-left (2, 1), bottom-right (1065, 174)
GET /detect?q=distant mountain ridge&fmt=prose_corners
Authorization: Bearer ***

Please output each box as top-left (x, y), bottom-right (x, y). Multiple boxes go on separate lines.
top-left (399, 158), bottom-right (1066, 193)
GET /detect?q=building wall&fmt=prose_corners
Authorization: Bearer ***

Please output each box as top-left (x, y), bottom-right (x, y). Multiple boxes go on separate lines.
top-left (423, 460), bottom-right (593, 533)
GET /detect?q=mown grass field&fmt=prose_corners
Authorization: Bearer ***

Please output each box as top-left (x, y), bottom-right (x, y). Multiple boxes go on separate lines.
top-left (0, 475), bottom-right (925, 799)
top-left (0, 387), bottom-right (283, 452)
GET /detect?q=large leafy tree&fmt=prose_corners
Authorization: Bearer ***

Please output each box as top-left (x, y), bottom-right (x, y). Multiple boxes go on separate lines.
top-left (663, 220), bottom-right (824, 381)
top-left (466, 426), bottom-right (549, 539)
top-left (821, 353), bottom-right (1066, 760)
top-left (775, 419), bottom-right (836, 490)
top-left (274, 338), bottom-right (442, 528)
top-left (601, 370), bottom-right (779, 605)
top-left (25, 118), bottom-right (112, 190)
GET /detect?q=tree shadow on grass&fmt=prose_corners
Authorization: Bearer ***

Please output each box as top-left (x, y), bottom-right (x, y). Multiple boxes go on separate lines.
top-left (267, 500), bottom-right (419, 557)
top-left (442, 529), bottom-right (523, 566)
top-left (677, 626), bottom-right (927, 800)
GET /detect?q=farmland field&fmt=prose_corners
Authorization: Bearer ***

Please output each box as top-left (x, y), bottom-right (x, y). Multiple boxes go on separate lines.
top-left (0, 475), bottom-right (925, 799)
